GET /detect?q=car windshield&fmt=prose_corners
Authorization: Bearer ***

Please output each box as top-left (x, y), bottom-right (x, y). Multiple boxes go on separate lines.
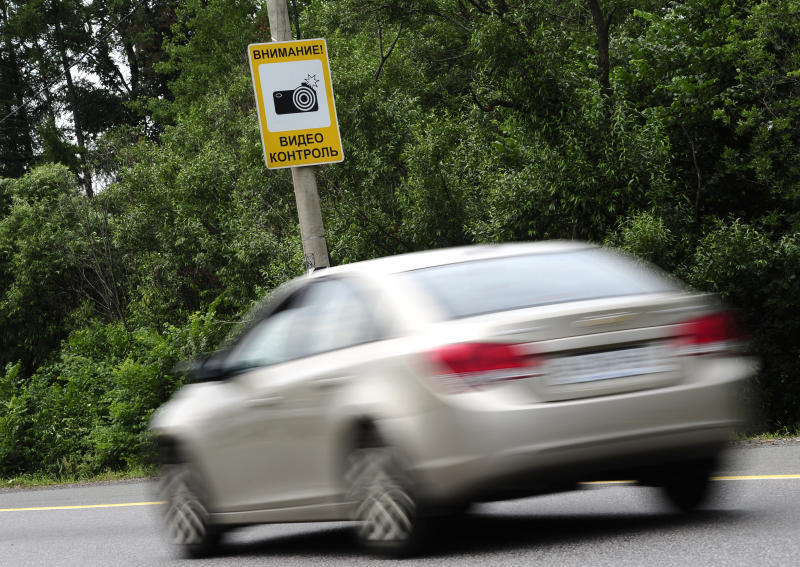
top-left (403, 248), bottom-right (681, 319)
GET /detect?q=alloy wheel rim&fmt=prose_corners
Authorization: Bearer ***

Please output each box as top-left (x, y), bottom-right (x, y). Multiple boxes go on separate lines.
top-left (164, 466), bottom-right (208, 545)
top-left (348, 448), bottom-right (415, 542)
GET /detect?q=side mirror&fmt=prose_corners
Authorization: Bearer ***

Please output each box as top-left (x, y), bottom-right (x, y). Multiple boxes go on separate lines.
top-left (174, 350), bottom-right (230, 383)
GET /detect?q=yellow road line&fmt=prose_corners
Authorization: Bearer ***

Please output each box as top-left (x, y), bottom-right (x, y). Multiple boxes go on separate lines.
top-left (2, 474), bottom-right (800, 512)
top-left (0, 501), bottom-right (164, 512)
top-left (583, 474), bottom-right (800, 486)
top-left (712, 474), bottom-right (800, 481)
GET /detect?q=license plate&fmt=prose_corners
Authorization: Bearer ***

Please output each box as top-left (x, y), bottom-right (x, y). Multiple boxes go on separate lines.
top-left (546, 344), bottom-right (676, 386)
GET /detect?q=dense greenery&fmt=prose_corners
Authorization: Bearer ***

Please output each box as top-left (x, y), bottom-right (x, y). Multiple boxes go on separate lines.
top-left (1, 0), bottom-right (799, 477)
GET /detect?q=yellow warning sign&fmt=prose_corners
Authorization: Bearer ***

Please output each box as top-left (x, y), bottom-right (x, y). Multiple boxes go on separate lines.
top-left (248, 39), bottom-right (344, 169)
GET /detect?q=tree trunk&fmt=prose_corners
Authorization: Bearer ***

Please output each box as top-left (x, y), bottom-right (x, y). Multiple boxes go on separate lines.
top-left (587, 0), bottom-right (615, 98)
top-left (53, 5), bottom-right (93, 197)
top-left (123, 39), bottom-right (140, 98)
top-left (0, 0), bottom-right (34, 177)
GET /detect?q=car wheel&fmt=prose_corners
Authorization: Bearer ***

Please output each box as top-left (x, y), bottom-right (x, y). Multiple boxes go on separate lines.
top-left (159, 462), bottom-right (221, 558)
top-left (345, 435), bottom-right (423, 557)
top-left (659, 458), bottom-right (715, 512)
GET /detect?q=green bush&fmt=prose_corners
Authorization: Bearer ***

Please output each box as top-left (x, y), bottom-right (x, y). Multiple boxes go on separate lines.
top-left (685, 220), bottom-right (800, 430)
top-left (605, 211), bottom-right (678, 271)
top-left (0, 316), bottom-right (219, 477)
top-left (0, 362), bottom-right (29, 473)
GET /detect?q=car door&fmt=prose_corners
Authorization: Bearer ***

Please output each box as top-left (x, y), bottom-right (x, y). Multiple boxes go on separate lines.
top-left (262, 277), bottom-right (384, 504)
top-left (208, 278), bottom-right (383, 511)
top-left (198, 287), bottom-right (311, 511)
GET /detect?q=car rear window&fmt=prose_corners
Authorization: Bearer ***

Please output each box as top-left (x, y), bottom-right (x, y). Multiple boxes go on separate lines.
top-left (403, 248), bottom-right (681, 319)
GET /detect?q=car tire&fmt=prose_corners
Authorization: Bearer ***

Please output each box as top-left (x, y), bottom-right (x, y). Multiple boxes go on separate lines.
top-left (659, 458), bottom-right (715, 512)
top-left (159, 462), bottom-right (221, 558)
top-left (345, 432), bottom-right (424, 557)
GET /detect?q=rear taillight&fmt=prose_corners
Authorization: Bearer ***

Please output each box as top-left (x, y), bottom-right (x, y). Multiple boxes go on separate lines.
top-left (675, 311), bottom-right (745, 355)
top-left (427, 342), bottom-right (543, 392)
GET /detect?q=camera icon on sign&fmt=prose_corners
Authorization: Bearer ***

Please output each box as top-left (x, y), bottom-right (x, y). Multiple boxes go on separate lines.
top-left (273, 79), bottom-right (318, 115)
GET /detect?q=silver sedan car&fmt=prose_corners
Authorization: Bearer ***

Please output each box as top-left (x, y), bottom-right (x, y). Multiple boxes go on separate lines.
top-left (150, 241), bottom-right (754, 557)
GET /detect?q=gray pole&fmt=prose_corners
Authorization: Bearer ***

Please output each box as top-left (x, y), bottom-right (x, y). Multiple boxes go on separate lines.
top-left (266, 0), bottom-right (331, 271)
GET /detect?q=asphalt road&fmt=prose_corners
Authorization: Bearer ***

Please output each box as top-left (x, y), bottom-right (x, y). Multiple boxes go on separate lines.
top-left (2, 443), bottom-right (799, 566)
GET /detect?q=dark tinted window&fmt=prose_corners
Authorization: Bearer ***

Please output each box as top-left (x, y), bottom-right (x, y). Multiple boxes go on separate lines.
top-left (404, 249), bottom-right (680, 319)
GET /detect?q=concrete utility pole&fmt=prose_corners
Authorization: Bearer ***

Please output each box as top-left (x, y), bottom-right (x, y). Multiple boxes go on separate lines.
top-left (266, 0), bottom-right (330, 271)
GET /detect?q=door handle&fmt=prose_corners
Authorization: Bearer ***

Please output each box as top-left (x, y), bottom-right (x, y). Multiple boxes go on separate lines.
top-left (312, 376), bottom-right (351, 389)
top-left (246, 395), bottom-right (282, 408)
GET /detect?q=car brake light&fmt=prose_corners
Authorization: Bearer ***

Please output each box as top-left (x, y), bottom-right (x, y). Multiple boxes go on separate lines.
top-left (428, 342), bottom-right (543, 392)
top-left (675, 311), bottom-right (745, 355)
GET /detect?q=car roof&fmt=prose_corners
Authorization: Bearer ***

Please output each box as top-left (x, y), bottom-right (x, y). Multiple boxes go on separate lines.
top-left (311, 240), bottom-right (596, 278)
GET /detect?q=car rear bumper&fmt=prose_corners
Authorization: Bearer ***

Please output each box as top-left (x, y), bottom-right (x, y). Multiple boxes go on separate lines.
top-left (383, 357), bottom-right (753, 504)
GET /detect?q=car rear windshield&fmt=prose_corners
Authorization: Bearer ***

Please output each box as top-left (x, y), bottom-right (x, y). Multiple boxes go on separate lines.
top-left (404, 248), bottom-right (681, 319)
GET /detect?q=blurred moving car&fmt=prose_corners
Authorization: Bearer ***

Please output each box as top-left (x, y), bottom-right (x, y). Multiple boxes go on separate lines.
top-left (150, 241), bottom-right (755, 557)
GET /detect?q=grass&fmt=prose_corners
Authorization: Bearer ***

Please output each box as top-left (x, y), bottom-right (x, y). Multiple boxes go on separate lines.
top-left (734, 422), bottom-right (800, 441)
top-left (750, 427), bottom-right (800, 440)
top-left (1, 464), bottom-right (157, 490)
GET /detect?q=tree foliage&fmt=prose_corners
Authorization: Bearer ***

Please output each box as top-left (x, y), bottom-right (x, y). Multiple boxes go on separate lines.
top-left (1, 0), bottom-right (799, 477)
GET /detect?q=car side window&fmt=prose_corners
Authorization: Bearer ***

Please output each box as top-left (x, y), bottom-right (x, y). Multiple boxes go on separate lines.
top-left (293, 278), bottom-right (381, 358)
top-left (225, 292), bottom-right (306, 370)
top-left (225, 278), bottom-right (380, 371)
